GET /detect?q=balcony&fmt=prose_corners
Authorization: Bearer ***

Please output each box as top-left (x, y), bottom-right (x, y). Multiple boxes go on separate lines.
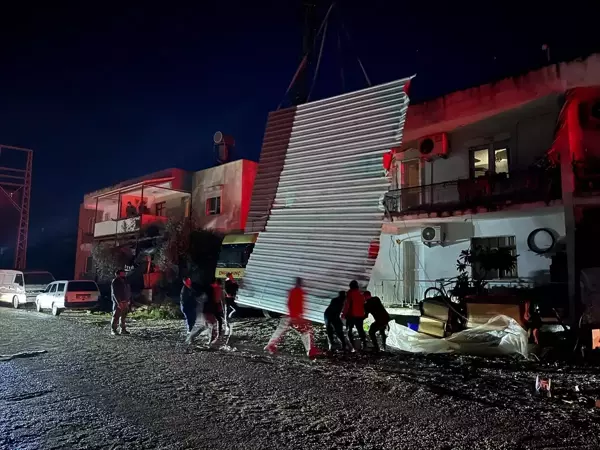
top-left (85, 179), bottom-right (191, 239)
top-left (94, 214), bottom-right (169, 238)
top-left (384, 170), bottom-right (561, 217)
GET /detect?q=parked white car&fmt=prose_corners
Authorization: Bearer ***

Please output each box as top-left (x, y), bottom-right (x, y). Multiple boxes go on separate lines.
top-left (0, 270), bottom-right (55, 308)
top-left (36, 280), bottom-right (100, 316)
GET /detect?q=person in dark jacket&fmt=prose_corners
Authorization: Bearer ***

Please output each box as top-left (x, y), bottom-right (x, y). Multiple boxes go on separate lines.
top-left (111, 269), bottom-right (131, 335)
top-left (210, 278), bottom-right (225, 336)
top-left (364, 291), bottom-right (391, 352)
top-left (224, 273), bottom-right (239, 320)
top-left (343, 280), bottom-right (367, 350)
top-left (324, 291), bottom-right (348, 352)
top-left (180, 277), bottom-right (197, 333)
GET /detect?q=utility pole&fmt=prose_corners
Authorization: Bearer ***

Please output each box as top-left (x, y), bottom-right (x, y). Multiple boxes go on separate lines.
top-left (291, 0), bottom-right (318, 106)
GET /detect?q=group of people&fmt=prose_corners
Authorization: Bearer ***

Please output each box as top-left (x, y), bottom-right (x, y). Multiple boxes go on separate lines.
top-left (110, 269), bottom-right (392, 357)
top-left (264, 278), bottom-right (391, 358)
top-left (179, 273), bottom-right (239, 346)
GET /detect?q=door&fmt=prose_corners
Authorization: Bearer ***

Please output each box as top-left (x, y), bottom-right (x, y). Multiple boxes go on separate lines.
top-left (56, 282), bottom-right (66, 307)
top-left (401, 159), bottom-right (421, 210)
top-left (45, 283), bottom-right (58, 308)
top-left (38, 283), bottom-right (51, 307)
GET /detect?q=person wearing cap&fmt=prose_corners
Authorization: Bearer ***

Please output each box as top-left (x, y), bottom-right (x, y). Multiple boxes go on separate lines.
top-left (180, 277), bottom-right (198, 333)
top-left (324, 291), bottom-right (349, 352)
top-left (364, 291), bottom-right (391, 353)
top-left (264, 277), bottom-right (319, 359)
top-left (343, 280), bottom-right (367, 350)
top-left (110, 269), bottom-right (132, 336)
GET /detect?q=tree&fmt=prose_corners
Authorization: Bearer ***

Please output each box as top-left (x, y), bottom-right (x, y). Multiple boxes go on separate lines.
top-left (154, 218), bottom-right (223, 285)
top-left (91, 242), bottom-right (133, 282)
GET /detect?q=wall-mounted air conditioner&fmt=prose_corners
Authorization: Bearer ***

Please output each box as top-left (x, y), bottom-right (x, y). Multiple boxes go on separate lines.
top-left (418, 133), bottom-right (449, 161)
top-left (421, 225), bottom-right (445, 247)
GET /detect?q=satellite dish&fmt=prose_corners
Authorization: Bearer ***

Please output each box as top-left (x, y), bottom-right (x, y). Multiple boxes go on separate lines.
top-left (213, 131), bottom-right (234, 164)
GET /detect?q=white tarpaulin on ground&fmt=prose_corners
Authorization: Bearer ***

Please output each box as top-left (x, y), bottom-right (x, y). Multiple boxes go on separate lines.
top-left (386, 315), bottom-right (529, 358)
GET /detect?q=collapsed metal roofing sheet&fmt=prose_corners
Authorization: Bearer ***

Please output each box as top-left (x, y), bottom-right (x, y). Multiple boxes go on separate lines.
top-left (238, 77), bottom-right (414, 323)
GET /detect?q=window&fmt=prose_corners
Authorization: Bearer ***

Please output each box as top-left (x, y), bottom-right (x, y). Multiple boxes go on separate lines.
top-left (206, 196), bottom-right (221, 216)
top-left (14, 274), bottom-right (24, 287)
top-left (24, 272), bottom-right (55, 286)
top-left (471, 236), bottom-right (518, 280)
top-left (86, 256), bottom-right (94, 273)
top-left (57, 283), bottom-right (66, 292)
top-left (67, 281), bottom-right (98, 292)
top-left (155, 201), bottom-right (166, 216)
top-left (470, 143), bottom-right (510, 178)
top-left (50, 284), bottom-right (57, 293)
top-left (44, 284), bottom-right (52, 293)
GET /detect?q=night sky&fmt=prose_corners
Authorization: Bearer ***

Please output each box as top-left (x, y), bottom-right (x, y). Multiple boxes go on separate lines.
top-left (1, 2), bottom-right (599, 275)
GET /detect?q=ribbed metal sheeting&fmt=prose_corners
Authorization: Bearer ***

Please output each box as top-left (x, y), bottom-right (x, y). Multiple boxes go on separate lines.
top-left (238, 77), bottom-right (413, 323)
top-left (245, 108), bottom-right (297, 233)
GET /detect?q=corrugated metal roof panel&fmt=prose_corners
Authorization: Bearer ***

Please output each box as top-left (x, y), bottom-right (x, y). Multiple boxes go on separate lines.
top-left (238, 77), bottom-right (413, 323)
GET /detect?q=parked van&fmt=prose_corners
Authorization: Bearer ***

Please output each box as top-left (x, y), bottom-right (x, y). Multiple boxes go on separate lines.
top-left (0, 270), bottom-right (55, 309)
top-left (36, 280), bottom-right (100, 316)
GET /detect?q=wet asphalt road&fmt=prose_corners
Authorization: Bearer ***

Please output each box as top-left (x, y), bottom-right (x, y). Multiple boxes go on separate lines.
top-left (1, 307), bottom-right (600, 450)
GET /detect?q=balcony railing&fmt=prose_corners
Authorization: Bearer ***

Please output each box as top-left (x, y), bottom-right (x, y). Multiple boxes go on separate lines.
top-left (94, 214), bottom-right (168, 238)
top-left (384, 170), bottom-right (561, 216)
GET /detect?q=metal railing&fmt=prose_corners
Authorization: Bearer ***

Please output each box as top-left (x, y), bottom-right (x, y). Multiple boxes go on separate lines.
top-left (384, 170), bottom-right (561, 216)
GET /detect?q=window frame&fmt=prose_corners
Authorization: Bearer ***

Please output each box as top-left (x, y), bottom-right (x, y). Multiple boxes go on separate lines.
top-left (471, 236), bottom-right (518, 280)
top-left (469, 140), bottom-right (510, 178)
top-left (155, 201), bottom-right (166, 216)
top-left (205, 196), bottom-right (222, 216)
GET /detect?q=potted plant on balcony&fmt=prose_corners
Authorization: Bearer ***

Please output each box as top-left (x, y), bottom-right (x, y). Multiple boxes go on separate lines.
top-left (454, 246), bottom-right (519, 296)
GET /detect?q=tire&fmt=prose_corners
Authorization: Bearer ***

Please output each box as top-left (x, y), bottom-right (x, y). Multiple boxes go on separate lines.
top-left (36, 299), bottom-right (42, 312)
top-left (423, 287), bottom-right (446, 300)
top-left (51, 303), bottom-right (61, 316)
top-left (13, 296), bottom-right (20, 309)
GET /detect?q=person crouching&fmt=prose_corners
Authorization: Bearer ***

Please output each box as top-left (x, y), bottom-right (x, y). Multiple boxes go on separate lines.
top-left (324, 291), bottom-right (349, 352)
top-left (364, 291), bottom-right (391, 353)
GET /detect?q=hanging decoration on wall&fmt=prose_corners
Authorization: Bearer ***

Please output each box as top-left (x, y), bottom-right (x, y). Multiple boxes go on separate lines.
top-left (527, 228), bottom-right (557, 254)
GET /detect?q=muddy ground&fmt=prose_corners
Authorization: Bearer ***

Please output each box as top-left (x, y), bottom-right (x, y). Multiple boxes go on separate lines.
top-left (1, 307), bottom-right (599, 450)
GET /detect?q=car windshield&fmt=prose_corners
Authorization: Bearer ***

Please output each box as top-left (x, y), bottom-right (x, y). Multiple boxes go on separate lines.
top-left (216, 244), bottom-right (254, 268)
top-left (67, 281), bottom-right (98, 292)
top-left (24, 272), bottom-right (55, 286)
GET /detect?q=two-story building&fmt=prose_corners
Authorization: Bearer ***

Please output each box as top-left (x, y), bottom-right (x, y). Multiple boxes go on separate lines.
top-left (74, 159), bottom-right (257, 280)
top-left (370, 54), bottom-right (600, 316)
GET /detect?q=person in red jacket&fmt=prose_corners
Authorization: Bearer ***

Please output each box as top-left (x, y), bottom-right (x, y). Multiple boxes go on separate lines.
top-left (264, 277), bottom-right (319, 359)
top-left (343, 280), bottom-right (368, 350)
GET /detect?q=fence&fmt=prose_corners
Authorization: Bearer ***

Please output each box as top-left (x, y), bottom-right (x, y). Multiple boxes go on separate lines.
top-left (384, 170), bottom-right (561, 216)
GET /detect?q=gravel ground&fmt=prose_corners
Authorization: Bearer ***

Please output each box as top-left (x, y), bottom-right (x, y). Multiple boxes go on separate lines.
top-left (1, 306), bottom-right (599, 450)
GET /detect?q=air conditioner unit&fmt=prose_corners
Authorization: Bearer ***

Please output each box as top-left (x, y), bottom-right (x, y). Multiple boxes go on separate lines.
top-left (421, 225), bottom-right (445, 246)
top-left (418, 133), bottom-right (449, 161)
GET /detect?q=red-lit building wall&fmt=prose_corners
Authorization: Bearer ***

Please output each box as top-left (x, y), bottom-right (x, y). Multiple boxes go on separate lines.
top-left (192, 159), bottom-right (258, 233)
